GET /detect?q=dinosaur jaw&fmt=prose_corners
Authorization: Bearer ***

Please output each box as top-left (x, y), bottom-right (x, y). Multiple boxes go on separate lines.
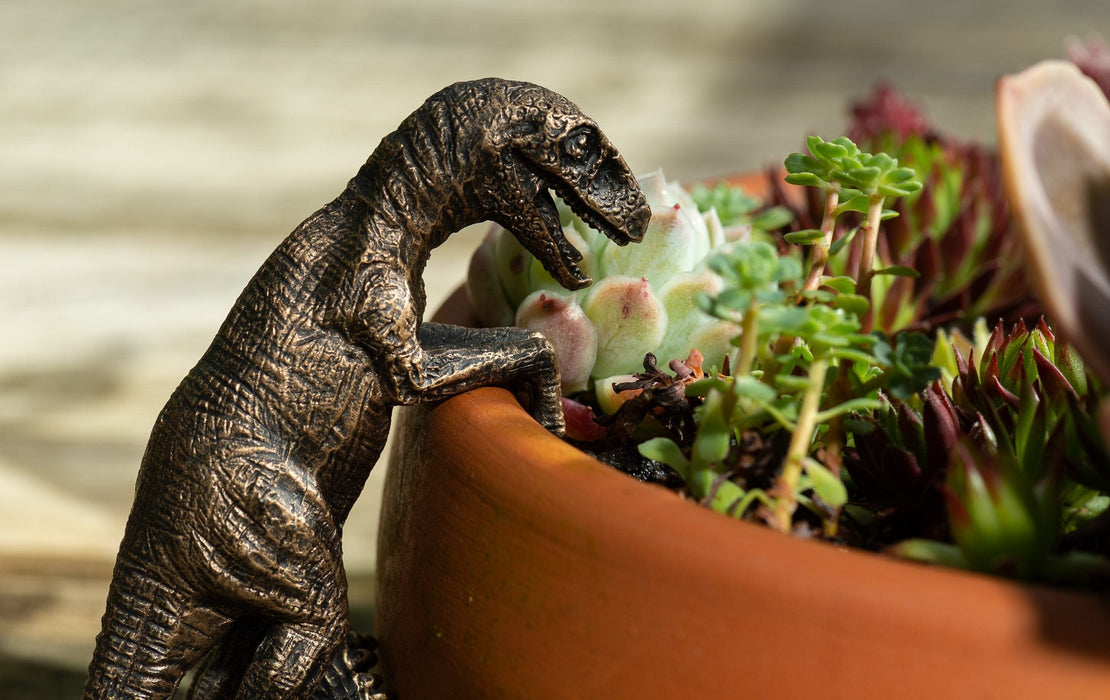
top-left (521, 168), bottom-right (650, 292)
top-left (529, 183), bottom-right (593, 291)
top-left (549, 175), bottom-right (647, 250)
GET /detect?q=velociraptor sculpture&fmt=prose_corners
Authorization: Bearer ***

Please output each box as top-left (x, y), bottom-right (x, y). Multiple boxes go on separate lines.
top-left (84, 78), bottom-right (650, 699)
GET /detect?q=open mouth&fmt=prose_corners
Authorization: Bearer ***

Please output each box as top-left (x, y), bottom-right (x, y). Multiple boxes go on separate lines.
top-left (524, 166), bottom-right (644, 291)
top-left (529, 185), bottom-right (590, 290)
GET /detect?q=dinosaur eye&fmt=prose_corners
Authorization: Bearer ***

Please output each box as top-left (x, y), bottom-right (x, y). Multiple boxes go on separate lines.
top-left (565, 126), bottom-right (599, 165)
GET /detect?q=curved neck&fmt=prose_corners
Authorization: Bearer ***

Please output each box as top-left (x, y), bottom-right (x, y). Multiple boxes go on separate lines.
top-left (346, 104), bottom-right (487, 261)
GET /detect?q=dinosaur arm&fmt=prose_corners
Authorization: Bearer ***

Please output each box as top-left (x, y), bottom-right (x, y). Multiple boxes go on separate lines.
top-left (349, 264), bottom-right (562, 430)
top-left (350, 259), bottom-right (431, 406)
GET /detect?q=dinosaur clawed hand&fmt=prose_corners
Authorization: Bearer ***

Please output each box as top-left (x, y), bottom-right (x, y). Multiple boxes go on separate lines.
top-left (531, 388), bottom-right (567, 437)
top-left (311, 632), bottom-right (390, 700)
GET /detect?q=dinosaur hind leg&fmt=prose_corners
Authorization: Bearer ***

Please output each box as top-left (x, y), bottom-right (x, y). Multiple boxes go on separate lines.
top-left (186, 618), bottom-right (267, 699)
top-left (228, 531), bottom-right (351, 698)
top-left (311, 632), bottom-right (389, 700)
top-left (232, 616), bottom-right (351, 699)
top-left (191, 624), bottom-right (387, 700)
top-left (205, 452), bottom-right (353, 699)
top-left (85, 564), bottom-right (230, 699)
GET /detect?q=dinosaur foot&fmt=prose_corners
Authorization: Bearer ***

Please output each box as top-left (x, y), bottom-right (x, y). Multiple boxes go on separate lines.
top-left (312, 631), bottom-right (390, 700)
top-left (510, 383), bottom-right (566, 437)
top-left (534, 395), bottom-right (567, 437)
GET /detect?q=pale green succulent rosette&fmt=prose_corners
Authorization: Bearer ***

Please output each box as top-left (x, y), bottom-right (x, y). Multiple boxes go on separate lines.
top-left (466, 170), bottom-right (743, 408)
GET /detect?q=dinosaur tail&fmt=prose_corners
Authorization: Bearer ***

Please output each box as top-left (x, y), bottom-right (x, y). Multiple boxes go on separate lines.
top-left (84, 561), bottom-right (207, 699)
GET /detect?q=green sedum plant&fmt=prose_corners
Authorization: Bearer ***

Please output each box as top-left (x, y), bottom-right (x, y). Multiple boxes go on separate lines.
top-left (784, 134), bottom-right (922, 322)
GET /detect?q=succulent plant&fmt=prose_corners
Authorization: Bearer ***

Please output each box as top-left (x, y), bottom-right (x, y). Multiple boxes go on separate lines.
top-left (863, 319), bottom-right (1110, 582)
top-left (631, 141), bottom-right (933, 536)
top-left (464, 60), bottom-right (1110, 588)
top-left (609, 122), bottom-right (1110, 585)
top-left (466, 170), bottom-right (789, 395)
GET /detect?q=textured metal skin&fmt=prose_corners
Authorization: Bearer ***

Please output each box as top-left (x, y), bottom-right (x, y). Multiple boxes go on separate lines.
top-left (84, 78), bottom-right (649, 699)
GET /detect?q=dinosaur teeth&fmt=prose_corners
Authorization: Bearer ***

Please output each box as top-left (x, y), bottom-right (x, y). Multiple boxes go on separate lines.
top-left (533, 187), bottom-right (590, 289)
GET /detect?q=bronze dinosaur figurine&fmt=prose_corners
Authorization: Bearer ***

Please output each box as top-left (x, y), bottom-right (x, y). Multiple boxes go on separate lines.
top-left (84, 78), bottom-right (650, 699)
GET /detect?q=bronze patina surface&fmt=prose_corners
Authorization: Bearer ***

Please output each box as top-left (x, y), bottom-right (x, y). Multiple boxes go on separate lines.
top-left (83, 78), bottom-right (649, 699)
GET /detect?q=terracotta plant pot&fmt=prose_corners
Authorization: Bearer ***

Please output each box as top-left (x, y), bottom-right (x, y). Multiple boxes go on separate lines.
top-left (375, 177), bottom-right (1110, 698)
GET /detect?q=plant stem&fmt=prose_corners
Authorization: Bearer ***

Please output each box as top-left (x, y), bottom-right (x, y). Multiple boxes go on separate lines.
top-left (771, 355), bottom-right (829, 532)
top-left (800, 184), bottom-right (841, 296)
top-left (854, 194), bottom-right (886, 333)
top-left (736, 296), bottom-right (760, 376)
top-left (820, 374), bottom-right (848, 539)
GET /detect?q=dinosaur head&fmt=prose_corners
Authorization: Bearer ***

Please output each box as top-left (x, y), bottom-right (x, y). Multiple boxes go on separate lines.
top-left (473, 80), bottom-right (651, 291)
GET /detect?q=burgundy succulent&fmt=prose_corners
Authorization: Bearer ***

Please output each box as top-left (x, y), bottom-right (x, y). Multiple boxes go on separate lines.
top-left (847, 317), bottom-right (1110, 577)
top-left (848, 82), bottom-right (935, 144)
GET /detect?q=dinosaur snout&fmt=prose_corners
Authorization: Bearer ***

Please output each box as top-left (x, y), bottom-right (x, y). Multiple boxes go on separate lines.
top-left (625, 195), bottom-right (651, 243)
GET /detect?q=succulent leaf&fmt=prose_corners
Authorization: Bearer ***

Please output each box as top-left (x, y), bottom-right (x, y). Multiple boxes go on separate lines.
top-left (584, 276), bottom-right (668, 379)
top-left (945, 438), bottom-right (1058, 577)
top-left (516, 290), bottom-right (598, 393)
top-left (600, 205), bottom-right (703, 281)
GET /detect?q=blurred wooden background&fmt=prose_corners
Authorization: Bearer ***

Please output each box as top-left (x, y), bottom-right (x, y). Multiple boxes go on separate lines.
top-left (2, 0), bottom-right (1107, 693)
